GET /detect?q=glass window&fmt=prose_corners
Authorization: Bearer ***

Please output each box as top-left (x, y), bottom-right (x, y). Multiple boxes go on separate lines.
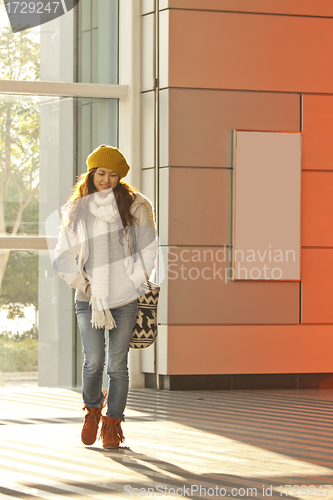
top-left (76, 0), bottom-right (119, 84)
top-left (0, 94), bottom-right (118, 388)
top-left (0, 3), bottom-right (39, 80)
top-left (0, 0), bottom-right (119, 83)
top-left (0, 0), bottom-right (120, 389)
top-left (0, 249), bottom-right (38, 388)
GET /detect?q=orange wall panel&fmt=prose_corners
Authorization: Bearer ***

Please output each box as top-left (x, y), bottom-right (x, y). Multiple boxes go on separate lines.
top-left (167, 246), bottom-right (299, 324)
top-left (301, 249), bottom-right (333, 324)
top-left (168, 325), bottom-right (333, 375)
top-left (167, 0), bottom-right (333, 17)
top-left (168, 89), bottom-right (300, 168)
top-left (302, 95), bottom-right (333, 171)
top-left (168, 10), bottom-right (333, 93)
top-left (302, 171), bottom-right (333, 247)
top-left (168, 168), bottom-right (229, 246)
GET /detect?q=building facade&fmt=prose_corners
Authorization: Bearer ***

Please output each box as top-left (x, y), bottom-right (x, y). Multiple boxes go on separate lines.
top-left (1, 0), bottom-right (333, 390)
top-left (140, 0), bottom-right (333, 390)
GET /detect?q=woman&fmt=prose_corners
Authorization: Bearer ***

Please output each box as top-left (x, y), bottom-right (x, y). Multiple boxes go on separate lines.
top-left (54, 145), bottom-right (157, 448)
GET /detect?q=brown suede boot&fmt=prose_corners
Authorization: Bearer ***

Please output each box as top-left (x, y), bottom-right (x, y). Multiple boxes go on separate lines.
top-left (100, 416), bottom-right (124, 449)
top-left (81, 406), bottom-right (103, 445)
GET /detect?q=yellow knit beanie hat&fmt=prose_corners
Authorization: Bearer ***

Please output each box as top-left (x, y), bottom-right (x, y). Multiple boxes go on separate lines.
top-left (86, 145), bottom-right (130, 179)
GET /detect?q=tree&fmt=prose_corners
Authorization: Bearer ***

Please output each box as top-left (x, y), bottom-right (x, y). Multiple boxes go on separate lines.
top-left (0, 249), bottom-right (38, 335)
top-left (0, 20), bottom-right (40, 292)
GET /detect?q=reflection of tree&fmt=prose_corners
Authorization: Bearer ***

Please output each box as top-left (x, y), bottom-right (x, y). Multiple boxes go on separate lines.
top-left (0, 251), bottom-right (38, 337)
top-left (0, 25), bottom-right (39, 80)
top-left (0, 23), bottom-right (40, 307)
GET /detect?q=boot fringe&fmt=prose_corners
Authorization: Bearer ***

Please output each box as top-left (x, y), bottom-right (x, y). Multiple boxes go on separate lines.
top-left (100, 416), bottom-right (125, 448)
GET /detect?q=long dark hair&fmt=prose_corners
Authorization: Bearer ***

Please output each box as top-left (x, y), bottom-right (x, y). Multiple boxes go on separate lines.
top-left (62, 168), bottom-right (138, 234)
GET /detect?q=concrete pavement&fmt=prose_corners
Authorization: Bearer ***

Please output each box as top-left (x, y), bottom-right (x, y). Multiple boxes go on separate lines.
top-left (1, 387), bottom-right (333, 499)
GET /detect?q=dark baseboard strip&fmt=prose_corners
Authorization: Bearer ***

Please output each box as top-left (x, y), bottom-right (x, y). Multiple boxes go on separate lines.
top-left (144, 373), bottom-right (333, 391)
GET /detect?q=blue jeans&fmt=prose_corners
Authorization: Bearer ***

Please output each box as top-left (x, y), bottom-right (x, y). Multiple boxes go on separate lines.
top-left (75, 299), bottom-right (138, 420)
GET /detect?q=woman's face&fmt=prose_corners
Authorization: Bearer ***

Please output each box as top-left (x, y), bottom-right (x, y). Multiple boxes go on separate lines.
top-left (93, 168), bottom-right (119, 192)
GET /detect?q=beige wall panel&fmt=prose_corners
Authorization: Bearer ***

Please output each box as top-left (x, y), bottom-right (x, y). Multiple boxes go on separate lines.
top-left (168, 10), bottom-right (333, 93)
top-left (169, 168), bottom-right (229, 246)
top-left (158, 246), bottom-right (169, 325)
top-left (141, 0), bottom-right (155, 15)
top-left (140, 342), bottom-right (155, 373)
top-left (159, 167), bottom-right (169, 246)
top-left (141, 0), bottom-right (170, 15)
top-left (159, 89), bottom-right (169, 168)
top-left (141, 91), bottom-right (154, 169)
top-left (159, 247), bottom-right (168, 324)
top-left (140, 325), bottom-right (167, 375)
top-left (159, 9), bottom-right (169, 89)
top-left (141, 169), bottom-right (165, 290)
top-left (168, 89), bottom-right (300, 168)
top-left (167, 0), bottom-right (333, 17)
top-left (157, 325), bottom-right (168, 375)
top-left (141, 13), bottom-right (154, 92)
top-left (160, 0), bottom-right (169, 10)
top-left (233, 131), bottom-right (301, 280)
top-left (167, 324), bottom-right (333, 375)
top-left (141, 167), bottom-right (155, 206)
top-left (167, 246), bottom-right (299, 324)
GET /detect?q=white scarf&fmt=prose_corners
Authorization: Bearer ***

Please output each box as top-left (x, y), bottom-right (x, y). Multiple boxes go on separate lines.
top-left (88, 191), bottom-right (124, 330)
